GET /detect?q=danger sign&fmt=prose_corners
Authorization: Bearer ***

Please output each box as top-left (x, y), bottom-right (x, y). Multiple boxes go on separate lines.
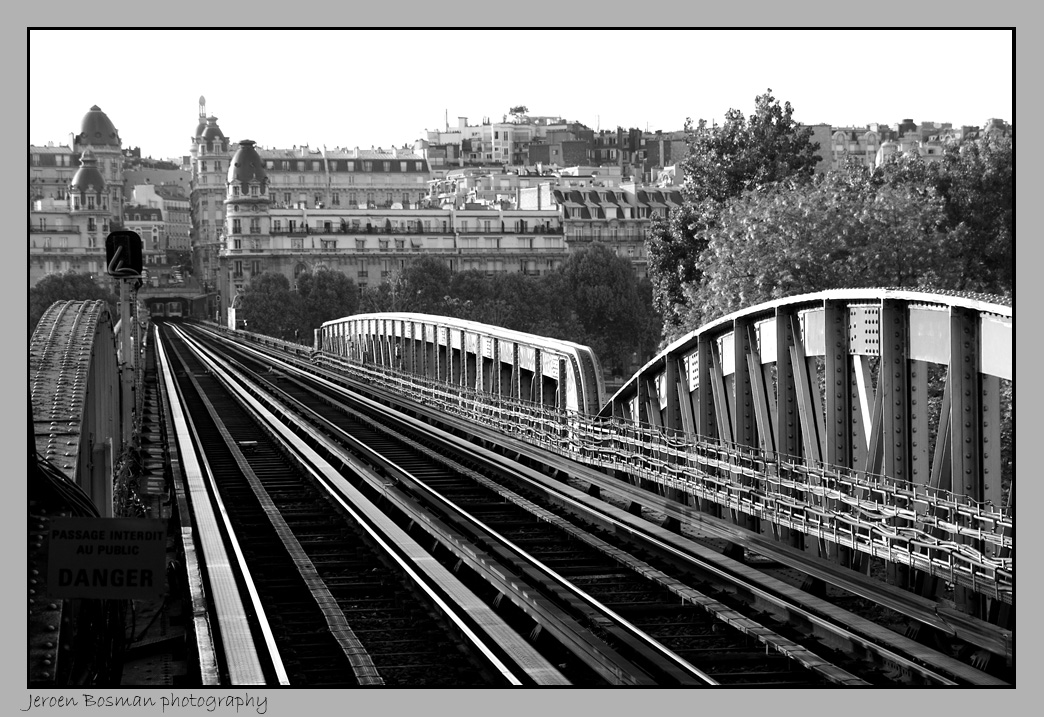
top-left (46, 517), bottom-right (167, 599)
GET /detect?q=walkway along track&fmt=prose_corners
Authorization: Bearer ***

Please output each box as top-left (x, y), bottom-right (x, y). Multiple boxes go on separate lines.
top-left (159, 324), bottom-right (568, 686)
top-left (184, 323), bottom-right (1007, 686)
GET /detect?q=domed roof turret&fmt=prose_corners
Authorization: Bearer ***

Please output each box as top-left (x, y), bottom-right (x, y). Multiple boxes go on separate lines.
top-left (228, 140), bottom-right (266, 185)
top-left (75, 105), bottom-right (120, 147)
top-left (71, 149), bottom-right (106, 194)
top-left (202, 116), bottom-right (225, 141)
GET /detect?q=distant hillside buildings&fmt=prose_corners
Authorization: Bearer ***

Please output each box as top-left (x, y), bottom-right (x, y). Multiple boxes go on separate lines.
top-left (29, 100), bottom-right (1012, 327)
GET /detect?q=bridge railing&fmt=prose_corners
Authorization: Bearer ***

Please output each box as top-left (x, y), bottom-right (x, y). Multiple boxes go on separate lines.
top-left (208, 325), bottom-right (1011, 605)
top-left (304, 350), bottom-right (1011, 604)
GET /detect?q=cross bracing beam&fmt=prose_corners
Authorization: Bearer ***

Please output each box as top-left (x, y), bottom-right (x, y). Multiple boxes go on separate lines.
top-left (595, 288), bottom-right (1012, 600)
top-left (316, 353), bottom-right (1012, 604)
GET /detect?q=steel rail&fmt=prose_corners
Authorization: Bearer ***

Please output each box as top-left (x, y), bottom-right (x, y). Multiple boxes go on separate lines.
top-left (172, 325), bottom-right (564, 686)
top-left (156, 330), bottom-right (280, 685)
top-left (170, 338), bottom-right (384, 686)
top-left (195, 322), bottom-right (1013, 668)
top-left (182, 326), bottom-right (706, 685)
top-left (230, 331), bottom-right (1006, 685)
top-left (195, 326), bottom-right (850, 685)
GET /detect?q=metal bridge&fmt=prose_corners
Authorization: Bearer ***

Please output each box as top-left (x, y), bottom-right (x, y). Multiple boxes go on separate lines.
top-left (29, 288), bottom-right (1014, 631)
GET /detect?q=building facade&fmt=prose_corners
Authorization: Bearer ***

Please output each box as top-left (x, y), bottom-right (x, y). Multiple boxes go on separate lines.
top-left (122, 205), bottom-right (165, 277)
top-left (29, 106), bottom-right (125, 288)
top-left (29, 150), bottom-right (113, 286)
top-left (214, 141), bottom-right (567, 323)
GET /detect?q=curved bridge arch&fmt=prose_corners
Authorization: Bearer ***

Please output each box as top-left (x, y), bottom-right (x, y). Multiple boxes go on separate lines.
top-left (319, 312), bottom-right (606, 415)
top-left (30, 300), bottom-right (121, 516)
top-left (602, 288), bottom-right (1011, 500)
top-left (600, 288), bottom-right (1012, 607)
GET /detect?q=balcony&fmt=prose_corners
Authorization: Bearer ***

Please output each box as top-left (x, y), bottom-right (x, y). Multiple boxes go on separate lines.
top-left (29, 226), bottom-right (80, 233)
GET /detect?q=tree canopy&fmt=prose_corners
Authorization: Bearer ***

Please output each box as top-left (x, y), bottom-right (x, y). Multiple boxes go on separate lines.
top-left (239, 272), bottom-right (300, 340)
top-left (647, 91), bottom-right (1013, 341)
top-left (683, 169), bottom-right (952, 324)
top-left (680, 89), bottom-right (822, 204)
top-left (559, 242), bottom-right (656, 372)
top-left (296, 268), bottom-right (359, 336)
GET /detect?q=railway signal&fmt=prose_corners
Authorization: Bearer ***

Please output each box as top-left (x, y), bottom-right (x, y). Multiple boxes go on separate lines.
top-left (105, 230), bottom-right (143, 277)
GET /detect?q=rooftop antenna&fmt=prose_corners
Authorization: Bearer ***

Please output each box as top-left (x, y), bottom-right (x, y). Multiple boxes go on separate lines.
top-left (445, 109), bottom-right (448, 132)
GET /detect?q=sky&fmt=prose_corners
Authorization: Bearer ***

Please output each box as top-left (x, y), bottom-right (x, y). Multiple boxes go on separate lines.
top-left (28, 29), bottom-right (1013, 162)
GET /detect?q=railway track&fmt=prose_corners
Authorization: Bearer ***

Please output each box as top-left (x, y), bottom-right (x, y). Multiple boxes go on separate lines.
top-left (159, 326), bottom-right (568, 686)
top-left (172, 322), bottom-right (1007, 687)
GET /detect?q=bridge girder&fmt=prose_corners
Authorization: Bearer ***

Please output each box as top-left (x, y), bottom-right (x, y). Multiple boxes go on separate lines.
top-left (600, 289), bottom-right (1012, 604)
top-left (29, 300), bottom-right (121, 516)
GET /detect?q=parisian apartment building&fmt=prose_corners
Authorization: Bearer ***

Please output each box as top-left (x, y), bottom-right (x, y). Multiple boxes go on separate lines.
top-left (30, 100), bottom-right (1012, 324)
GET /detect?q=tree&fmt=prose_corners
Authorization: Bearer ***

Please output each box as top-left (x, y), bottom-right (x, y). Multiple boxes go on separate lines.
top-left (395, 255), bottom-right (455, 314)
top-left (867, 134), bottom-right (1013, 296)
top-left (30, 273), bottom-right (118, 337)
top-left (684, 169), bottom-right (953, 325)
top-left (239, 272), bottom-right (302, 340)
top-left (296, 269), bottom-right (359, 339)
top-left (647, 90), bottom-right (822, 340)
top-left (681, 89), bottom-right (822, 205)
top-left (559, 243), bottom-right (648, 373)
top-left (448, 270), bottom-right (494, 322)
top-left (645, 199), bottom-right (719, 339)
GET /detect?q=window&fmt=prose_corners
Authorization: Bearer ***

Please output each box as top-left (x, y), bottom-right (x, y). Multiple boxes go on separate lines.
top-left (283, 192), bottom-right (291, 204)
top-left (355, 239), bottom-right (366, 251)
top-left (232, 218), bottom-right (242, 234)
top-left (251, 260), bottom-right (261, 275)
top-left (415, 161), bottom-right (423, 171)
top-left (32, 154), bottom-right (40, 165)
top-left (291, 237), bottom-right (304, 250)
top-left (251, 185), bottom-right (259, 196)
top-left (201, 161), bottom-right (207, 172)
top-left (298, 176), bottom-right (305, 185)
top-left (233, 185), bottom-right (240, 196)
top-left (273, 219), bottom-right (282, 232)
top-left (234, 260), bottom-right (243, 276)
top-left (87, 217), bottom-right (96, 231)
top-left (400, 161), bottom-right (408, 171)
top-left (321, 239), bottom-right (336, 251)
top-left (312, 161), bottom-right (321, 171)
top-left (88, 196), bottom-right (96, 210)
top-left (332, 192), bottom-right (340, 206)
top-left (346, 161), bottom-right (354, 171)
top-left (234, 238), bottom-right (242, 249)
top-left (382, 161), bottom-right (390, 171)
top-left (249, 218), bottom-right (260, 234)
top-left (362, 161), bottom-right (372, 172)
top-left (266, 161), bottom-right (274, 170)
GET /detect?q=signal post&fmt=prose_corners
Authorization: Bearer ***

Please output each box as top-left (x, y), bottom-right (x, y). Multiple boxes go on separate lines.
top-left (105, 230), bottom-right (143, 445)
